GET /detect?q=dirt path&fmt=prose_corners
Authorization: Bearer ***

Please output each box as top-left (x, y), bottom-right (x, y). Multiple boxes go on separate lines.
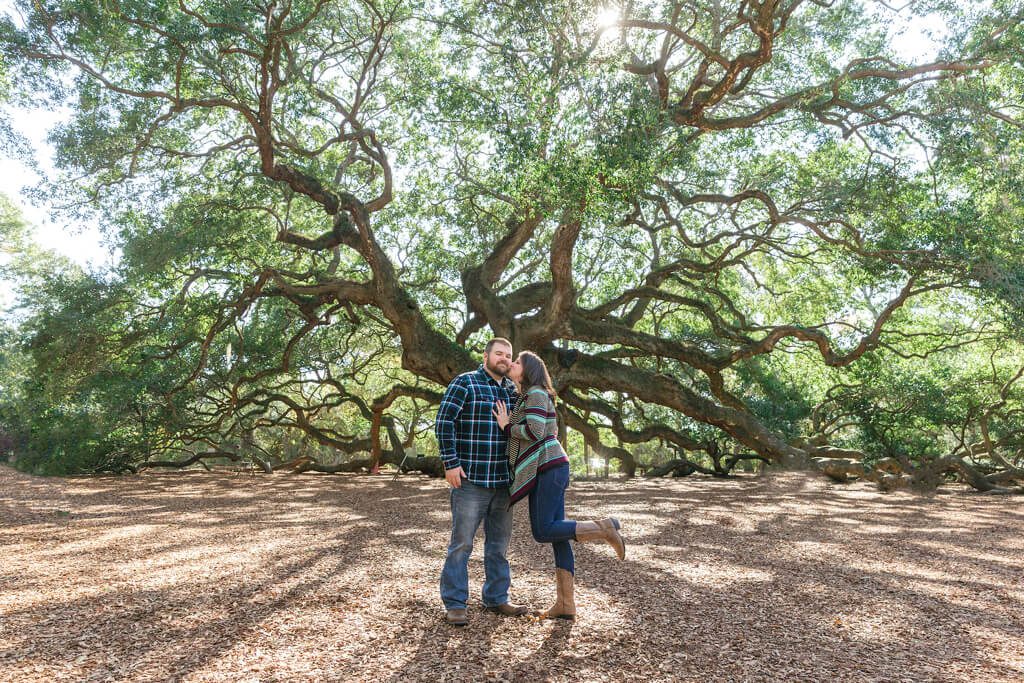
top-left (1, 466), bottom-right (1022, 682)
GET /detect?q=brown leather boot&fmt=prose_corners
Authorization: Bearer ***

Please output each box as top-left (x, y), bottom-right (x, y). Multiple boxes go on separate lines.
top-left (445, 607), bottom-right (468, 626)
top-left (536, 568), bottom-right (576, 621)
top-left (485, 602), bottom-right (529, 617)
top-left (574, 517), bottom-right (625, 560)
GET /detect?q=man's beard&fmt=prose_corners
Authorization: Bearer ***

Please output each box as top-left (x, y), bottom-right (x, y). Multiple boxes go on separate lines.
top-left (485, 356), bottom-right (510, 376)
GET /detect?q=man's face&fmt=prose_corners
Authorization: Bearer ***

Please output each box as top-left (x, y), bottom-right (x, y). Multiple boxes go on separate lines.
top-left (484, 343), bottom-right (513, 377)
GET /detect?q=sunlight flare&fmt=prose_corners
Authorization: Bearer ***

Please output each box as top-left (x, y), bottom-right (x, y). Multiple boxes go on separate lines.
top-left (595, 6), bottom-right (620, 29)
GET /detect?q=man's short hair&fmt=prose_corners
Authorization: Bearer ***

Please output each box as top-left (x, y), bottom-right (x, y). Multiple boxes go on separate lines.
top-left (484, 337), bottom-right (512, 354)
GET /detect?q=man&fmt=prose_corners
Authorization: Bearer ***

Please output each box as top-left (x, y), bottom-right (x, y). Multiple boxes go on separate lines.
top-left (436, 337), bottom-right (529, 626)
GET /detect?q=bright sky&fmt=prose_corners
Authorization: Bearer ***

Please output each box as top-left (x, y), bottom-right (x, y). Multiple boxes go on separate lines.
top-left (2, 106), bottom-right (112, 262)
top-left (0, 2), bottom-right (949, 276)
top-left (1, 0), bottom-right (110, 273)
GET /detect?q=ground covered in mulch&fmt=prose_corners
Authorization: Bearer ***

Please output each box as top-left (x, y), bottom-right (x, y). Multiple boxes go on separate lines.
top-left (1, 466), bottom-right (1022, 683)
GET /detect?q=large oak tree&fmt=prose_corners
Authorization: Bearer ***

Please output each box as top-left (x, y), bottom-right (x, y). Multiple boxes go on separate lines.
top-left (2, 0), bottom-right (1023, 489)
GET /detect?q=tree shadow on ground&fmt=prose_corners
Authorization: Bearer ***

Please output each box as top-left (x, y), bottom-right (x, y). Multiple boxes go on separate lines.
top-left (2, 468), bottom-right (1022, 682)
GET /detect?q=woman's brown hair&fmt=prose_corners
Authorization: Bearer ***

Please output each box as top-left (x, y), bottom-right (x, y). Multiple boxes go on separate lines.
top-left (517, 351), bottom-right (556, 399)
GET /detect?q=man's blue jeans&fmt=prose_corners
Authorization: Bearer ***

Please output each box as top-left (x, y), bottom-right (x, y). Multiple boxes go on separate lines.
top-left (440, 480), bottom-right (513, 610)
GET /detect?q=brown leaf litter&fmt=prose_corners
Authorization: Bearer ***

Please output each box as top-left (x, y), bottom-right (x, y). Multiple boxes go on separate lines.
top-left (1, 466), bottom-right (1022, 682)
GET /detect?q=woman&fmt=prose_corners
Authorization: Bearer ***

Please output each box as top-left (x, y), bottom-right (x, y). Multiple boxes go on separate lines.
top-left (493, 351), bottom-right (625, 621)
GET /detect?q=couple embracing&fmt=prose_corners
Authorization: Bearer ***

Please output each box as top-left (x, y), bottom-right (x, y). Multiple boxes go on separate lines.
top-left (435, 337), bottom-right (626, 627)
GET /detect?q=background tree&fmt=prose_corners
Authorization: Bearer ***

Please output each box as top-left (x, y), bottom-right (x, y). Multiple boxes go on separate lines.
top-left (1, 0), bottom-right (1022, 490)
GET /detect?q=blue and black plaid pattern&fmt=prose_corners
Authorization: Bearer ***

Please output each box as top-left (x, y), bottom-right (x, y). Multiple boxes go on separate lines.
top-left (435, 366), bottom-right (518, 488)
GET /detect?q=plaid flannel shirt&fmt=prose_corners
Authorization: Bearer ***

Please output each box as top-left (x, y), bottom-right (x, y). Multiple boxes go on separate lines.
top-left (435, 365), bottom-right (518, 488)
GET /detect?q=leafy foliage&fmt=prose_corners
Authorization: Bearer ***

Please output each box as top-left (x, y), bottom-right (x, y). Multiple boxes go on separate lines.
top-left (0, 1), bottom-right (1022, 488)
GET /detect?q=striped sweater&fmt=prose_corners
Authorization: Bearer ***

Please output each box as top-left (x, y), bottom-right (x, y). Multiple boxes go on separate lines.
top-left (505, 386), bottom-right (569, 505)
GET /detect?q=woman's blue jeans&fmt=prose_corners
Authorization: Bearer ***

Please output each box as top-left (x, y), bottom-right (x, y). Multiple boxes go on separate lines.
top-left (528, 462), bottom-right (577, 575)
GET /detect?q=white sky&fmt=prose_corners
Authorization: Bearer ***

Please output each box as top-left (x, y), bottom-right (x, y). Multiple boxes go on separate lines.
top-left (0, 2), bottom-right (948, 276)
top-left (2, 106), bottom-right (112, 262)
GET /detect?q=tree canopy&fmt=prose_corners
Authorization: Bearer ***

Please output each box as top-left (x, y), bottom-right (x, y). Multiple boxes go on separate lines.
top-left (1, 0), bottom-right (1023, 490)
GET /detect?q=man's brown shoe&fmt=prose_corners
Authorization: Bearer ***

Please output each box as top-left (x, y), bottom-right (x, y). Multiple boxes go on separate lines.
top-left (445, 608), bottom-right (468, 626)
top-left (485, 602), bottom-right (529, 617)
